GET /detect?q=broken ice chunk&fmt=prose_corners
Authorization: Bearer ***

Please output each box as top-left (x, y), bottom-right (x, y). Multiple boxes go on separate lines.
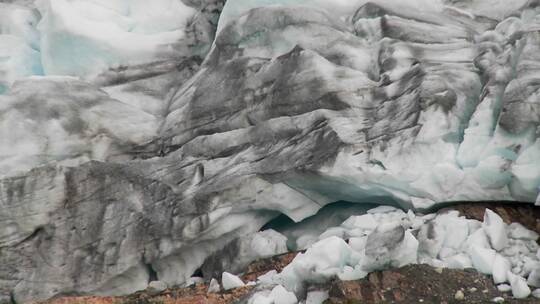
top-left (258, 270), bottom-right (278, 285)
top-left (270, 285), bottom-right (297, 304)
top-left (492, 254), bottom-right (511, 284)
top-left (207, 278), bottom-right (220, 293)
top-left (348, 236), bottom-right (368, 252)
top-left (483, 209), bottom-right (509, 251)
top-left (417, 221), bottom-right (445, 258)
top-left (341, 214), bottom-right (378, 231)
top-left (362, 224), bottom-right (418, 271)
top-left (306, 290), bottom-right (329, 304)
top-left (279, 236), bottom-right (361, 293)
top-left (248, 291), bottom-right (273, 304)
top-left (444, 253), bottom-right (473, 269)
top-left (527, 268), bottom-right (540, 287)
top-left (222, 272), bottom-right (245, 290)
top-left (507, 271), bottom-right (531, 299)
top-left (318, 227), bottom-right (346, 240)
top-left (508, 223), bottom-right (539, 241)
top-left (469, 245), bottom-right (496, 274)
top-left (443, 218), bottom-right (469, 249)
top-left (338, 265), bottom-right (368, 281)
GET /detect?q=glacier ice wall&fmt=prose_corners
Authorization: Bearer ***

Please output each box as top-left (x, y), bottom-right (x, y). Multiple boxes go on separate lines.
top-left (0, 0), bottom-right (539, 302)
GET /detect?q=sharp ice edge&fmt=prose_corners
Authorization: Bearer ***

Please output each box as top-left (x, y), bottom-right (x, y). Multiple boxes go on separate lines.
top-left (241, 208), bottom-right (540, 302)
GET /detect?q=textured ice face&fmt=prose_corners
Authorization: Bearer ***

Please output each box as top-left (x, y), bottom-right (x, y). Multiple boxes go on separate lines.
top-left (35, 0), bottom-right (196, 78)
top-left (0, 0), bottom-right (201, 88)
top-left (0, 0), bottom-right (540, 302)
top-left (0, 3), bottom-right (42, 92)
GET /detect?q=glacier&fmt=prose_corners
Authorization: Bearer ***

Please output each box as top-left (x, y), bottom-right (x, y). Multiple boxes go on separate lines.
top-left (0, 0), bottom-right (539, 302)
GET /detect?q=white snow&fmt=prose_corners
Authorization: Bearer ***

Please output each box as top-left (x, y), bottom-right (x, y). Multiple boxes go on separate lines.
top-left (221, 272), bottom-right (245, 290)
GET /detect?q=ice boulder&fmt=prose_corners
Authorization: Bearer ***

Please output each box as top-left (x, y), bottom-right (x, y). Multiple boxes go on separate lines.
top-left (269, 285), bottom-right (298, 304)
top-left (483, 209), bottom-right (509, 251)
top-left (444, 254), bottom-right (473, 269)
top-left (466, 228), bottom-right (491, 250)
top-left (251, 229), bottom-right (289, 258)
top-left (469, 245), bottom-right (496, 275)
top-left (508, 223), bottom-right (539, 241)
top-left (492, 254), bottom-right (511, 284)
top-left (222, 272), bottom-right (245, 290)
top-left (279, 236), bottom-right (361, 292)
top-left (508, 271), bottom-right (531, 299)
top-left (258, 270), bottom-right (279, 285)
top-left (306, 290), bottom-right (329, 304)
top-left (361, 224), bottom-right (418, 271)
top-left (528, 268), bottom-right (540, 288)
top-left (248, 291), bottom-right (273, 304)
top-left (207, 278), bottom-right (220, 293)
top-left (417, 221), bottom-right (446, 259)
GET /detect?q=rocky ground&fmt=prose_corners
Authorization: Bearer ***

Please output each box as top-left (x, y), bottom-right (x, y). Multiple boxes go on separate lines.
top-left (34, 203), bottom-right (540, 304)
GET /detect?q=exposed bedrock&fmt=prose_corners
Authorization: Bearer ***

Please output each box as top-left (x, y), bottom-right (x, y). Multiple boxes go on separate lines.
top-left (0, 0), bottom-right (540, 302)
